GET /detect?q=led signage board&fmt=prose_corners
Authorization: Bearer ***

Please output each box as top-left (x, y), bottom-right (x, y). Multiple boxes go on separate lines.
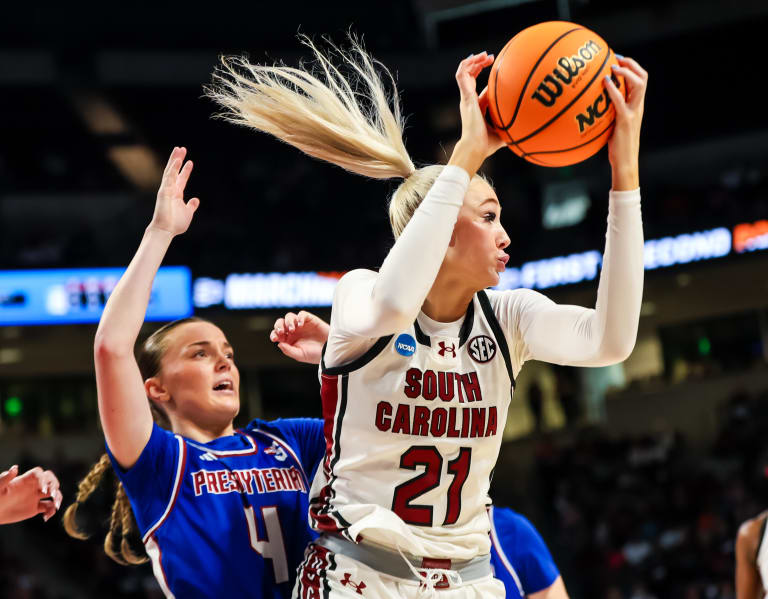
top-left (0, 267), bottom-right (192, 325)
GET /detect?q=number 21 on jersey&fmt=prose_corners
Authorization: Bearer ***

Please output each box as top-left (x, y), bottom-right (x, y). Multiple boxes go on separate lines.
top-left (392, 446), bottom-right (472, 526)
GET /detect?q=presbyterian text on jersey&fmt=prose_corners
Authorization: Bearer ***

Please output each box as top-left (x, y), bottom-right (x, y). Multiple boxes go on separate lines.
top-left (192, 466), bottom-right (306, 496)
top-left (375, 367), bottom-right (498, 438)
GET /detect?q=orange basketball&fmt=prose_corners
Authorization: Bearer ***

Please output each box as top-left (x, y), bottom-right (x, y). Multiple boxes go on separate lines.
top-left (485, 21), bottom-right (625, 167)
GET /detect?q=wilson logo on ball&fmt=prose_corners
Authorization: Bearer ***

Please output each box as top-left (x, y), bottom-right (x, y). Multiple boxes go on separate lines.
top-left (485, 21), bottom-right (625, 166)
top-left (531, 39), bottom-right (602, 107)
top-left (468, 335), bottom-right (496, 363)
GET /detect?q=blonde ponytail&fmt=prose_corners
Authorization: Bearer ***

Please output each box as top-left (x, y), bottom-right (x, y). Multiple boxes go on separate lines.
top-left (63, 454), bottom-right (149, 565)
top-left (207, 34), bottom-right (415, 180)
top-left (209, 35), bottom-right (488, 240)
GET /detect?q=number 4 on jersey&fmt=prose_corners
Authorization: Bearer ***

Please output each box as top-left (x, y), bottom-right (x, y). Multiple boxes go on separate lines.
top-left (244, 505), bottom-right (289, 583)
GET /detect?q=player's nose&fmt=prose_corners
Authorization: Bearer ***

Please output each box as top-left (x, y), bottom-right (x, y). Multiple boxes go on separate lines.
top-left (497, 225), bottom-right (510, 249)
top-left (215, 353), bottom-right (231, 371)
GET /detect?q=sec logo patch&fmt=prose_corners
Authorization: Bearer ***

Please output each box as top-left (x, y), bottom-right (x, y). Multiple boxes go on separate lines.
top-left (395, 333), bottom-right (416, 357)
top-left (468, 335), bottom-right (496, 363)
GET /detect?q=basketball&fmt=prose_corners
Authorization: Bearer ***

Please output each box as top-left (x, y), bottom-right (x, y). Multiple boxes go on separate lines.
top-left (485, 21), bottom-right (625, 167)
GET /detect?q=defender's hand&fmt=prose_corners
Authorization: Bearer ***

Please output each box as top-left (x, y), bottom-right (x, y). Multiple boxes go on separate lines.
top-left (270, 311), bottom-right (330, 365)
top-left (0, 466), bottom-right (63, 524)
top-left (148, 147), bottom-right (201, 236)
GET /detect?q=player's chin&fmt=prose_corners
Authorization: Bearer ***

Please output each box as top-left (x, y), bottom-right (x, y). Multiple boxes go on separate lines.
top-left (210, 391), bottom-right (240, 412)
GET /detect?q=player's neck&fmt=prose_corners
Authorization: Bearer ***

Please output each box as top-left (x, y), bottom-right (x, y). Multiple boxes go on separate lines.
top-left (422, 273), bottom-right (475, 323)
top-left (172, 419), bottom-right (235, 444)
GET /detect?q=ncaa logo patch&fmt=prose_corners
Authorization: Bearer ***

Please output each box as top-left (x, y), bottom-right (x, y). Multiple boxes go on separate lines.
top-left (468, 335), bottom-right (496, 363)
top-left (395, 333), bottom-right (416, 357)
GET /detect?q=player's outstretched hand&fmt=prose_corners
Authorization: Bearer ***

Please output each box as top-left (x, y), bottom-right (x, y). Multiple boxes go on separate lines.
top-left (603, 56), bottom-right (648, 191)
top-left (0, 465), bottom-right (63, 524)
top-left (269, 311), bottom-right (330, 365)
top-left (148, 147), bottom-right (201, 236)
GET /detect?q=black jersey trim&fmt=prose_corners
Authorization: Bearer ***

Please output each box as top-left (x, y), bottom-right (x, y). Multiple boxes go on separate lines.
top-left (414, 320), bottom-right (431, 346)
top-left (459, 300), bottom-right (475, 347)
top-left (477, 290), bottom-right (515, 389)
top-left (321, 335), bottom-right (394, 376)
top-left (412, 300), bottom-right (475, 347)
top-left (757, 515), bottom-right (768, 564)
top-left (331, 376), bottom-right (352, 529)
top-left (323, 549), bottom-right (337, 599)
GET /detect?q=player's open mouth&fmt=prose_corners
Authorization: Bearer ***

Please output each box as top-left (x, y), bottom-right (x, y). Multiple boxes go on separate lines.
top-left (212, 380), bottom-right (234, 393)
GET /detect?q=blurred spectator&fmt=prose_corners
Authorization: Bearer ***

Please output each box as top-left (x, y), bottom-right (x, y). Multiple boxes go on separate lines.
top-left (554, 366), bottom-right (580, 427)
top-left (534, 388), bottom-right (768, 598)
top-left (528, 381), bottom-right (544, 433)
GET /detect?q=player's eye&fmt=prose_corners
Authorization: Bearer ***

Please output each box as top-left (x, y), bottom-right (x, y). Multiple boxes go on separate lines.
top-left (484, 212), bottom-right (497, 222)
top-left (194, 349), bottom-right (206, 357)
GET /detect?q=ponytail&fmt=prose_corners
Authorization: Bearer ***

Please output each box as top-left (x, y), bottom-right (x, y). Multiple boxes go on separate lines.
top-left (64, 317), bottom-right (208, 564)
top-left (207, 34), bottom-right (415, 180)
top-left (208, 35), bottom-right (486, 240)
top-left (63, 454), bottom-right (148, 565)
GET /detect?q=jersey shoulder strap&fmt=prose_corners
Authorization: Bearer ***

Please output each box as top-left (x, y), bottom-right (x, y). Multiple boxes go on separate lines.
top-left (477, 290), bottom-right (515, 388)
top-left (320, 335), bottom-right (394, 376)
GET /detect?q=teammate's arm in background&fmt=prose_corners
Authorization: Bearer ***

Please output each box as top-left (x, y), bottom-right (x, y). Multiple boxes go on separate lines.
top-left (94, 147), bottom-right (199, 469)
top-left (505, 57), bottom-right (647, 370)
top-left (736, 514), bottom-right (764, 599)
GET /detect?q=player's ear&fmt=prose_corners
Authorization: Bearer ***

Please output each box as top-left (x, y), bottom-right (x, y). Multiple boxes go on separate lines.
top-left (145, 377), bottom-right (170, 404)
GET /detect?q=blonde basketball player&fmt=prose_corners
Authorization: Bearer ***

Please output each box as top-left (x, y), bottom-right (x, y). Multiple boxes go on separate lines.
top-left (209, 36), bottom-right (647, 599)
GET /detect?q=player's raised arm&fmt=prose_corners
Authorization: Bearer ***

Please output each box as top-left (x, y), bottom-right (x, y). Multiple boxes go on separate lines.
top-left (331, 52), bottom-right (505, 343)
top-left (94, 147), bottom-right (200, 469)
top-left (209, 42), bottom-right (503, 357)
top-left (500, 58), bottom-right (647, 370)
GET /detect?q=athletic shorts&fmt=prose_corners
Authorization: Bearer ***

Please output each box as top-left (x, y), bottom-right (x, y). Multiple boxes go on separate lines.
top-left (292, 542), bottom-right (505, 599)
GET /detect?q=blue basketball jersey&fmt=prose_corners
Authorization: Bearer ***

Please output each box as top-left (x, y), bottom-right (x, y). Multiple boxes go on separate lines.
top-left (489, 506), bottom-right (560, 597)
top-left (107, 418), bottom-right (325, 599)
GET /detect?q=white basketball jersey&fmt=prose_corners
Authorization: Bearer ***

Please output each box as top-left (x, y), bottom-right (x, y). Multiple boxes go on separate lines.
top-left (309, 291), bottom-right (515, 560)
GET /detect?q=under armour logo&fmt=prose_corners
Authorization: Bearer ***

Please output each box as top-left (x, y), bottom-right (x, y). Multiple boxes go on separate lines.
top-left (264, 442), bottom-right (288, 462)
top-left (199, 452), bottom-right (218, 461)
top-left (437, 341), bottom-right (456, 358)
top-left (340, 572), bottom-right (366, 594)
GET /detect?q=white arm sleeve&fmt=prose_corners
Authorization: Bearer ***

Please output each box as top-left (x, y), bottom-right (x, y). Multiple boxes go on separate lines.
top-left (499, 189), bottom-right (644, 371)
top-left (325, 166), bottom-right (470, 368)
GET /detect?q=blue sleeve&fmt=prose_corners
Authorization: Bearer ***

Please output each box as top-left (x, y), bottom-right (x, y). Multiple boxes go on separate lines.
top-left (248, 418), bottom-right (325, 481)
top-left (105, 423), bottom-right (181, 536)
top-left (493, 507), bottom-right (559, 594)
